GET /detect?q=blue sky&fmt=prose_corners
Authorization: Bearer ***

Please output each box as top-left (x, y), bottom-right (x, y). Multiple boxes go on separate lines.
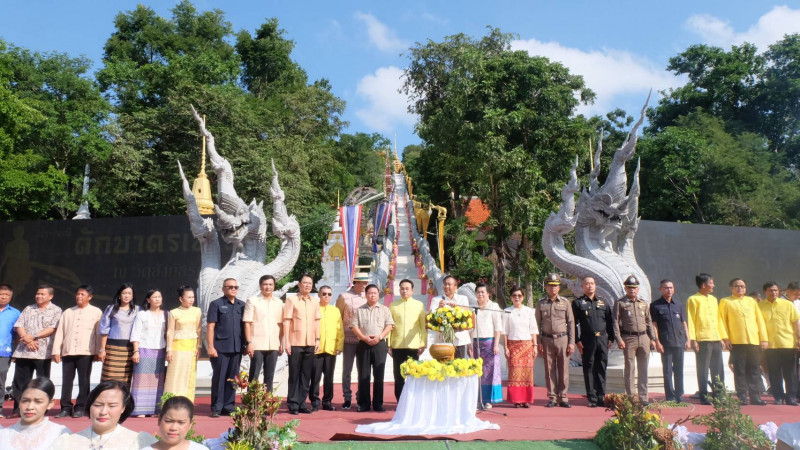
top-left (2, 1), bottom-right (800, 150)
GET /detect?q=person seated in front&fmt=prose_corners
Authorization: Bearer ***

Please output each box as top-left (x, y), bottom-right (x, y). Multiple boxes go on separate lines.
top-left (53, 380), bottom-right (158, 449)
top-left (143, 395), bottom-right (208, 449)
top-left (0, 377), bottom-right (70, 449)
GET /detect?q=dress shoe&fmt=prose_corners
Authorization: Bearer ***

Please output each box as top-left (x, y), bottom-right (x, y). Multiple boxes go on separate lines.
top-left (596, 399), bottom-right (605, 407)
top-left (775, 398), bottom-right (786, 405)
top-left (322, 404), bottom-right (336, 411)
top-left (546, 400), bottom-right (557, 408)
top-left (210, 410), bottom-right (220, 418)
top-left (373, 406), bottom-right (386, 412)
top-left (298, 407), bottom-right (312, 414)
top-left (71, 410), bottom-right (84, 418)
top-left (311, 404), bottom-right (320, 412)
top-left (55, 410), bottom-right (71, 418)
top-left (588, 402), bottom-right (597, 408)
top-left (288, 410), bottom-right (299, 415)
top-left (357, 405), bottom-right (370, 412)
top-left (750, 398), bottom-right (766, 406)
top-left (738, 397), bottom-right (749, 406)
top-left (559, 401), bottom-right (571, 408)
top-left (699, 398), bottom-right (713, 406)
top-left (786, 400), bottom-right (799, 406)
top-left (342, 400), bottom-right (351, 410)
top-left (674, 396), bottom-right (683, 404)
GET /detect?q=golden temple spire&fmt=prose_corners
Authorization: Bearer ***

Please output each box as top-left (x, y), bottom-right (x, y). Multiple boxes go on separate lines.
top-left (192, 115), bottom-right (215, 215)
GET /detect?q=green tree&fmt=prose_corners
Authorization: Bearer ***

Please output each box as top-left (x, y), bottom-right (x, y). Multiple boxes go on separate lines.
top-left (638, 112), bottom-right (800, 228)
top-left (402, 28), bottom-right (595, 304)
top-left (0, 41), bottom-right (111, 220)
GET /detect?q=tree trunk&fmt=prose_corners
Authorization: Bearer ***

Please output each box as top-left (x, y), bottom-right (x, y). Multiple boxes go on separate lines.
top-left (521, 235), bottom-right (535, 307)
top-left (492, 238), bottom-right (507, 308)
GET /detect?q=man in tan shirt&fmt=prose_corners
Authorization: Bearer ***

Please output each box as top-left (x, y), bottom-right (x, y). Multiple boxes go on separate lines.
top-left (613, 275), bottom-right (656, 404)
top-left (335, 272), bottom-right (368, 409)
top-left (283, 274), bottom-right (321, 415)
top-left (52, 284), bottom-right (102, 418)
top-left (244, 274), bottom-right (284, 392)
top-left (352, 284), bottom-right (394, 412)
top-left (535, 273), bottom-right (575, 408)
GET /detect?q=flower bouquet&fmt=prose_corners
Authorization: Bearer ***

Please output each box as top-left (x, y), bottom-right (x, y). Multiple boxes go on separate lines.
top-left (427, 306), bottom-right (474, 344)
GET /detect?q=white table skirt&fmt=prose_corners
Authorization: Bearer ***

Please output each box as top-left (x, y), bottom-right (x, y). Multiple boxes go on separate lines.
top-left (356, 375), bottom-right (499, 435)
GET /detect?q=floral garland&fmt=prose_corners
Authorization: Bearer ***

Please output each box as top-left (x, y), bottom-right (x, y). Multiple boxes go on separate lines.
top-left (400, 358), bottom-right (483, 381)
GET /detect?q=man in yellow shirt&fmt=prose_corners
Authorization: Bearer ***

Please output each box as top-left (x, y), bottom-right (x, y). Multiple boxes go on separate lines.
top-left (759, 281), bottom-right (800, 405)
top-left (686, 273), bottom-right (725, 405)
top-left (719, 278), bottom-right (768, 405)
top-left (388, 279), bottom-right (427, 401)
top-left (309, 285), bottom-right (344, 411)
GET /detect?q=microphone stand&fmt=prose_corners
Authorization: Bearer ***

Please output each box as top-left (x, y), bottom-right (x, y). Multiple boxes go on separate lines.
top-left (472, 304), bottom-right (508, 417)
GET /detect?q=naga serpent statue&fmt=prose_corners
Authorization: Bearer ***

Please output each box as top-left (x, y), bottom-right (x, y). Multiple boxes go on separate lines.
top-left (542, 97), bottom-right (651, 305)
top-left (178, 106), bottom-right (301, 327)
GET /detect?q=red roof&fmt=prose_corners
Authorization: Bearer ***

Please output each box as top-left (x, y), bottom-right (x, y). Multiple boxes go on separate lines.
top-left (464, 198), bottom-right (490, 228)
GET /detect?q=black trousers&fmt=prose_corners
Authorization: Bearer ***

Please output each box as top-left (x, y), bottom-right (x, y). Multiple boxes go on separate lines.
top-left (696, 340), bottom-right (724, 398)
top-left (210, 352), bottom-right (242, 413)
top-left (661, 346), bottom-right (685, 401)
top-left (249, 350), bottom-right (279, 392)
top-left (12, 358), bottom-right (51, 410)
top-left (765, 348), bottom-right (797, 401)
top-left (356, 340), bottom-right (388, 410)
top-left (309, 352), bottom-right (336, 407)
top-left (391, 348), bottom-right (419, 401)
top-left (60, 355), bottom-right (93, 412)
top-left (580, 336), bottom-right (608, 403)
top-left (730, 344), bottom-right (762, 400)
top-left (287, 346), bottom-right (315, 412)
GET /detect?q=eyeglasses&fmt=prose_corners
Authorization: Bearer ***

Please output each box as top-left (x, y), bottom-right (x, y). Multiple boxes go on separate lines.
top-left (224, 286), bottom-right (239, 290)
top-left (320, 293), bottom-right (332, 296)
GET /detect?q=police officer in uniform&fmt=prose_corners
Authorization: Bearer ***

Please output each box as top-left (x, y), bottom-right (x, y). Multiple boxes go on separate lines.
top-left (536, 273), bottom-right (575, 408)
top-left (613, 275), bottom-right (656, 404)
top-left (572, 276), bottom-right (615, 407)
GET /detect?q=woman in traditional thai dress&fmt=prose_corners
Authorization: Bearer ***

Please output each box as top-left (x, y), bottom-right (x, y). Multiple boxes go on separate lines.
top-left (503, 285), bottom-right (539, 407)
top-left (471, 282), bottom-right (504, 406)
top-left (163, 285), bottom-right (202, 402)
top-left (99, 283), bottom-right (139, 385)
top-left (53, 380), bottom-right (158, 449)
top-left (130, 289), bottom-right (168, 417)
top-left (0, 377), bottom-right (70, 449)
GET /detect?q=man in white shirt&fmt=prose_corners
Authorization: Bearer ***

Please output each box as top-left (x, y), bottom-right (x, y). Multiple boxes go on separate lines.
top-left (429, 275), bottom-right (472, 358)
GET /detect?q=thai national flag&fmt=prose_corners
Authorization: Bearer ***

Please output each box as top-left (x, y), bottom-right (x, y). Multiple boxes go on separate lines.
top-left (340, 205), bottom-right (362, 283)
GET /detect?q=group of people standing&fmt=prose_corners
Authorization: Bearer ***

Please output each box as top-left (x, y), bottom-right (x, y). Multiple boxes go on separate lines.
top-left (0, 282), bottom-right (202, 419)
top-left (498, 272), bottom-right (800, 409)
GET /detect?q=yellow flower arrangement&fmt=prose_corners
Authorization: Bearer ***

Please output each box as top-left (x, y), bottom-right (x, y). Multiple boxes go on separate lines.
top-left (400, 357), bottom-right (483, 380)
top-left (426, 306), bottom-right (474, 344)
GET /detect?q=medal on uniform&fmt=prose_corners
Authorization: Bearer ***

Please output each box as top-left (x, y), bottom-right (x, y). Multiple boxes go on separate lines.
top-left (627, 311), bottom-right (631, 316)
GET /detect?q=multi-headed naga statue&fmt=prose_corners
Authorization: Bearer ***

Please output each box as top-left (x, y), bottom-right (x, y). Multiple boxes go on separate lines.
top-left (542, 99), bottom-right (651, 304)
top-left (178, 106), bottom-right (301, 323)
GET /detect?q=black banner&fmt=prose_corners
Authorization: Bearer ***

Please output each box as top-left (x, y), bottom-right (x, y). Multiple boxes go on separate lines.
top-left (0, 216), bottom-right (204, 312)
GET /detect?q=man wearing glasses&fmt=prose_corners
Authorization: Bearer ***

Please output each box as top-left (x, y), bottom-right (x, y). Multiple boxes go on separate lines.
top-left (207, 278), bottom-right (246, 417)
top-left (244, 274), bottom-right (284, 392)
top-left (309, 285), bottom-right (343, 411)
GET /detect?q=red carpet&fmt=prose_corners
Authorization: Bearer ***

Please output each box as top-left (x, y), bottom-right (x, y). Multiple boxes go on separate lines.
top-left (2, 384), bottom-right (798, 442)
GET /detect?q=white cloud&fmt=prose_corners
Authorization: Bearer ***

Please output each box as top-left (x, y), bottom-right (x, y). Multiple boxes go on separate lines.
top-left (686, 6), bottom-right (800, 50)
top-left (355, 66), bottom-right (415, 132)
top-left (354, 12), bottom-right (408, 52)
top-left (511, 38), bottom-right (681, 115)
